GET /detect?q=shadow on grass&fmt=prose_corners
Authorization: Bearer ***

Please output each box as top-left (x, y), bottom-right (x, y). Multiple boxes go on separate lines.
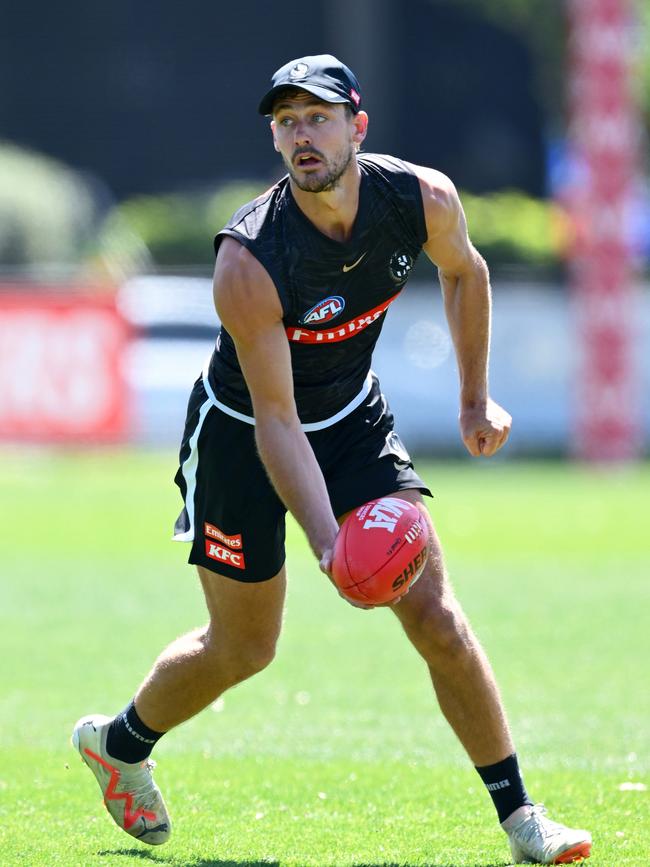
top-left (352, 863), bottom-right (510, 867)
top-left (98, 851), bottom-right (280, 867)
top-left (99, 854), bottom-right (509, 867)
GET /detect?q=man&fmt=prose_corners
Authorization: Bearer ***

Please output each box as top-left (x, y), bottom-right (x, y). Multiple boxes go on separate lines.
top-left (73, 55), bottom-right (592, 864)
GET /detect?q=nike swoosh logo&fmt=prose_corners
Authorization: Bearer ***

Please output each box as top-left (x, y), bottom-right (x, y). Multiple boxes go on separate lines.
top-left (342, 253), bottom-right (367, 272)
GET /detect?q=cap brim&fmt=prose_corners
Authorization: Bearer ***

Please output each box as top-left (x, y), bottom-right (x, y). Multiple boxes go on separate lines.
top-left (258, 83), bottom-right (350, 116)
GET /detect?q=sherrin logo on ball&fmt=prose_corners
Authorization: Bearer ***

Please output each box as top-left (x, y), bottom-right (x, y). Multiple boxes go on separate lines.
top-left (331, 497), bottom-right (430, 605)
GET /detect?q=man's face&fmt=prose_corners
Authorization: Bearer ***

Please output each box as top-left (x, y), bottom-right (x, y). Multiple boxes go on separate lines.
top-left (271, 92), bottom-right (362, 193)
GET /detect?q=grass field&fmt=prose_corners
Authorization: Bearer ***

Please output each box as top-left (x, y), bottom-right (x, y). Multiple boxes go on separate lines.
top-left (0, 449), bottom-right (648, 866)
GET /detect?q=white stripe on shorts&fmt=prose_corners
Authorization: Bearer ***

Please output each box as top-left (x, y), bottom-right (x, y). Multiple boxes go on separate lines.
top-left (172, 394), bottom-right (213, 543)
top-left (201, 357), bottom-right (374, 432)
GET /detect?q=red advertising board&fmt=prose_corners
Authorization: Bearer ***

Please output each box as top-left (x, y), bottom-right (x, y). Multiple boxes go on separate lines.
top-left (0, 290), bottom-right (130, 442)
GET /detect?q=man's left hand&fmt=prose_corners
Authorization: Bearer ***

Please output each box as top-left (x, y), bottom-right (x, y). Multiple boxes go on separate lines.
top-left (460, 398), bottom-right (512, 457)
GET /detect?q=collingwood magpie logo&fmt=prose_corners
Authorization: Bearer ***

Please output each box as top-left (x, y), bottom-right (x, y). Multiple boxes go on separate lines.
top-left (389, 251), bottom-right (413, 283)
top-left (289, 62), bottom-right (310, 81)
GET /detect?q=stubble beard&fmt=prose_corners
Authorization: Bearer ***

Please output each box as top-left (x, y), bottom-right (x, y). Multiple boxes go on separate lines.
top-left (286, 143), bottom-right (355, 193)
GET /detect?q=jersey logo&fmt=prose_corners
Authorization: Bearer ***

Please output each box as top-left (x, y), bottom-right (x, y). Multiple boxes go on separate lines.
top-left (299, 296), bottom-right (345, 325)
top-left (288, 292), bottom-right (399, 344)
top-left (342, 253), bottom-right (367, 272)
top-left (389, 251), bottom-right (413, 283)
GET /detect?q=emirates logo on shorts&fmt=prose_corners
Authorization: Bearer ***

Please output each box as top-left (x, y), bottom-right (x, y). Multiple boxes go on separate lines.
top-left (389, 251), bottom-right (413, 284)
top-left (204, 522), bottom-right (242, 549)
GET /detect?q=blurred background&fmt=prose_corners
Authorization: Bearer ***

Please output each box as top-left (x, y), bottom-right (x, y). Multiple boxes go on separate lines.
top-left (1, 0), bottom-right (649, 458)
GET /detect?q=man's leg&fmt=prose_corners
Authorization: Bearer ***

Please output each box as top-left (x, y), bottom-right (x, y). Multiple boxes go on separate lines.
top-left (73, 564), bottom-right (286, 845)
top-left (388, 491), bottom-right (513, 767)
top-left (134, 565), bottom-right (286, 731)
top-left (387, 489), bottom-right (591, 863)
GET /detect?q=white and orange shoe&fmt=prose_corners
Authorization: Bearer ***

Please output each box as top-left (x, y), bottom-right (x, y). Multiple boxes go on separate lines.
top-left (503, 804), bottom-right (591, 864)
top-left (72, 714), bottom-right (171, 845)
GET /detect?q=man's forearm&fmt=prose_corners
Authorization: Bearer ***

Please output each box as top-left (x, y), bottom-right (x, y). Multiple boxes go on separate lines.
top-left (255, 415), bottom-right (339, 559)
top-left (439, 255), bottom-right (491, 405)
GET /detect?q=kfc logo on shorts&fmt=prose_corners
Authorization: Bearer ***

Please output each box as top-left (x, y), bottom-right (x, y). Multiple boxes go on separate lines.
top-left (205, 540), bottom-right (246, 570)
top-left (204, 522), bottom-right (242, 549)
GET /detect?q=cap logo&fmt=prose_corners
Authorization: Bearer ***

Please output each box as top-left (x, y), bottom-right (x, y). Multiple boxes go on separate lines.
top-left (289, 62), bottom-right (310, 81)
top-left (350, 88), bottom-right (361, 106)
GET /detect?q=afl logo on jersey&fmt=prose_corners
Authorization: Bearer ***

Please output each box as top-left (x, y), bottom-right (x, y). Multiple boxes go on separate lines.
top-left (389, 251), bottom-right (413, 283)
top-left (299, 295), bottom-right (346, 326)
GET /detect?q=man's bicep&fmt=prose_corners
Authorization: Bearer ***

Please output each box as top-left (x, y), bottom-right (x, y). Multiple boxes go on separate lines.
top-left (409, 164), bottom-right (475, 275)
top-left (213, 236), bottom-right (284, 335)
top-left (212, 238), bottom-right (295, 418)
top-left (235, 322), bottom-right (296, 419)
top-left (423, 207), bottom-right (473, 276)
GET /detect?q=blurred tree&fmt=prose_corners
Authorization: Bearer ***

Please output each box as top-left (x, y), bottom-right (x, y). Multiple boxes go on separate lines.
top-left (96, 181), bottom-right (563, 270)
top-left (0, 142), bottom-right (98, 268)
top-left (460, 189), bottom-right (566, 269)
top-left (97, 182), bottom-right (264, 270)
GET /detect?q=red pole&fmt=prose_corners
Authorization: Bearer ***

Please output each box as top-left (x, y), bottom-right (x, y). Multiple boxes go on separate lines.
top-left (566, 0), bottom-right (642, 461)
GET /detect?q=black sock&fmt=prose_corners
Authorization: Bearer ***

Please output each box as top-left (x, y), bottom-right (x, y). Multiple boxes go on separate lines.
top-left (475, 753), bottom-right (533, 824)
top-left (106, 700), bottom-right (165, 763)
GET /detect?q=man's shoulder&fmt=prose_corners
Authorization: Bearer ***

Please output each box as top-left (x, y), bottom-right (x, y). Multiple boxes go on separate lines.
top-left (225, 178), bottom-right (287, 235)
top-left (359, 153), bottom-right (427, 205)
top-left (359, 153), bottom-right (428, 245)
top-left (361, 154), bottom-right (452, 194)
top-left (358, 152), bottom-right (416, 177)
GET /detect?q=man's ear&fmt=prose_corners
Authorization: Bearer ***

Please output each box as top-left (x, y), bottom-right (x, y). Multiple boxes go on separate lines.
top-left (270, 120), bottom-right (280, 152)
top-left (352, 111), bottom-right (369, 149)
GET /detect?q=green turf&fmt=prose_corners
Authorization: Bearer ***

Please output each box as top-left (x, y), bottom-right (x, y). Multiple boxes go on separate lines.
top-left (0, 449), bottom-right (648, 866)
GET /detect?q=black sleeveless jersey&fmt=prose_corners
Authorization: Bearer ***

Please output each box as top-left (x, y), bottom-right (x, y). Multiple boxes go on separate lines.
top-left (207, 153), bottom-right (427, 428)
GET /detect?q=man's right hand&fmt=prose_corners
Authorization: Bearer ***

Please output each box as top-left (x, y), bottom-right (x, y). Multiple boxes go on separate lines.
top-left (319, 545), bottom-right (374, 610)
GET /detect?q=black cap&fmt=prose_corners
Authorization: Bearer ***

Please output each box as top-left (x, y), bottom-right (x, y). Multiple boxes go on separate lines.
top-left (258, 54), bottom-right (362, 116)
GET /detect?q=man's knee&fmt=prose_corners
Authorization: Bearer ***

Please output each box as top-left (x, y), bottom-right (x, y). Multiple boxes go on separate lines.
top-left (197, 564), bottom-right (285, 686)
top-left (392, 527), bottom-right (476, 663)
top-left (205, 627), bottom-right (278, 684)
top-left (235, 637), bottom-right (278, 678)
top-left (401, 594), bottom-right (471, 662)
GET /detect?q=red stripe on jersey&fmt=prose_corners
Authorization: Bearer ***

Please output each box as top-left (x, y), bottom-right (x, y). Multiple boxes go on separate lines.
top-left (286, 292), bottom-right (400, 344)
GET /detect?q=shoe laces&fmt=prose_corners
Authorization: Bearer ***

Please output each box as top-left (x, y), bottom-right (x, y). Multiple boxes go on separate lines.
top-left (119, 759), bottom-right (160, 809)
top-left (513, 804), bottom-right (564, 855)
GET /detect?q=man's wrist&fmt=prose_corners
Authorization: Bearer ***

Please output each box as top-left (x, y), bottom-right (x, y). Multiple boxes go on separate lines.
top-left (460, 392), bottom-right (488, 410)
top-left (311, 524), bottom-right (339, 560)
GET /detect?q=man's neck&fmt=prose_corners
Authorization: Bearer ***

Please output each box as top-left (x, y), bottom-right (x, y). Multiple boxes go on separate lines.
top-left (289, 160), bottom-right (362, 244)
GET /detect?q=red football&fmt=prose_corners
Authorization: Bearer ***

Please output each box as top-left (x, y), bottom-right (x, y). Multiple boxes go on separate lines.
top-left (331, 497), bottom-right (430, 606)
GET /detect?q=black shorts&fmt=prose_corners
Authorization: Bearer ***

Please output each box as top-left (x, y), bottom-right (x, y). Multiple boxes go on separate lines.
top-left (173, 374), bottom-right (431, 582)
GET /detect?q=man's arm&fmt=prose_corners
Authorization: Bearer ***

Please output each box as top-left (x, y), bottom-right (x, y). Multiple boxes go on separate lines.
top-left (409, 164), bottom-right (511, 457)
top-left (213, 237), bottom-right (340, 567)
